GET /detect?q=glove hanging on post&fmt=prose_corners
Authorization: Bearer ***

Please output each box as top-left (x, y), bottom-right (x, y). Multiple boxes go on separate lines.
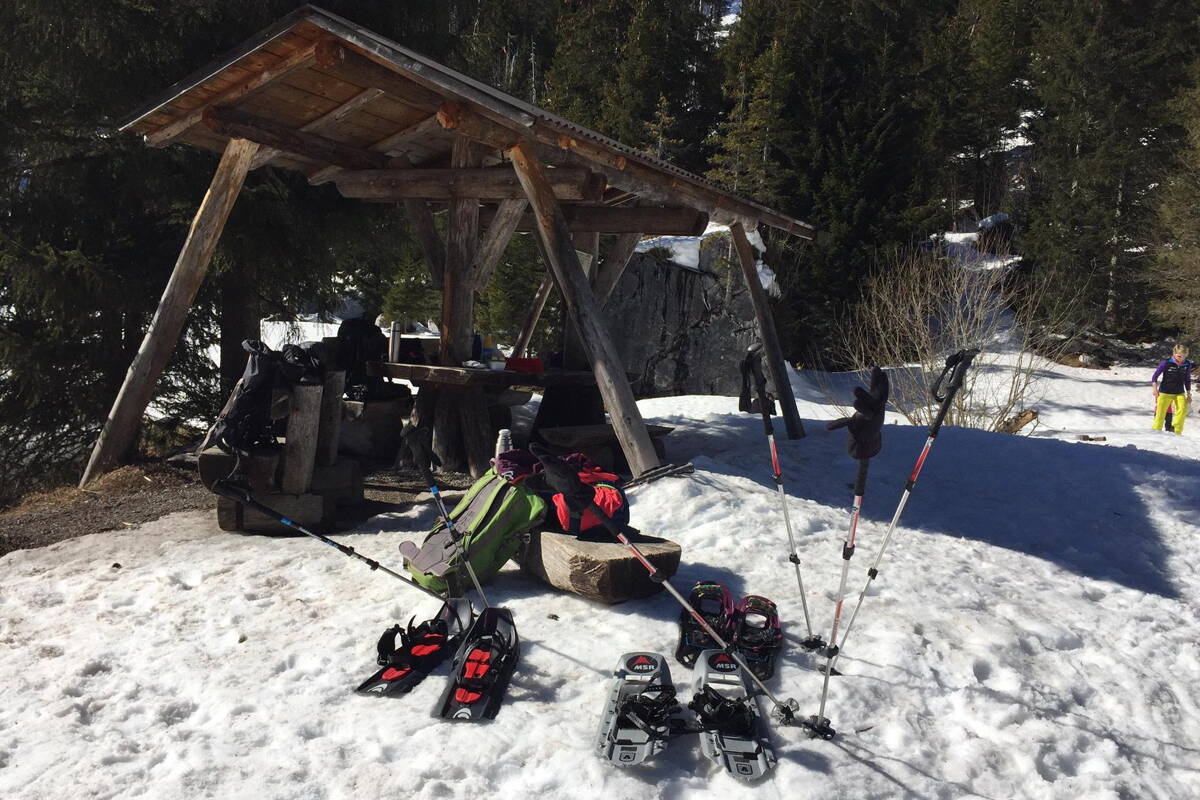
top-left (827, 367), bottom-right (889, 459)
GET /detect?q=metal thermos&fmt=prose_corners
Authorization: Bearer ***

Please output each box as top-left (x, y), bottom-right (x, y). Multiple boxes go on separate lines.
top-left (495, 429), bottom-right (512, 458)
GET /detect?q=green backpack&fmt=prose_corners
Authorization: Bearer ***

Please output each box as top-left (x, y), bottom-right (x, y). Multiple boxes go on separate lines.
top-left (401, 468), bottom-right (546, 595)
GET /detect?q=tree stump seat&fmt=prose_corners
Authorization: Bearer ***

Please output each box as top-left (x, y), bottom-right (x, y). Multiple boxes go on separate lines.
top-left (519, 526), bottom-right (682, 604)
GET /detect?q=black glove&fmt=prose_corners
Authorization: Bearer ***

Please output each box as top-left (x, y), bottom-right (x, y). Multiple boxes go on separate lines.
top-left (530, 446), bottom-right (593, 513)
top-left (827, 367), bottom-right (889, 459)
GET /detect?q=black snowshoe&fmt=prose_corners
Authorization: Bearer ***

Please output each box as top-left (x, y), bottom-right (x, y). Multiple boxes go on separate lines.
top-left (436, 606), bottom-right (520, 721)
top-left (356, 599), bottom-right (472, 697)
top-left (597, 652), bottom-right (684, 766)
top-left (688, 650), bottom-right (777, 782)
top-left (732, 595), bottom-right (783, 681)
top-left (675, 582), bottom-right (736, 667)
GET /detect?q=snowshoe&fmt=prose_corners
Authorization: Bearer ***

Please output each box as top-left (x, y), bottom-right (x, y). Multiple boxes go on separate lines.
top-left (436, 606), bottom-right (519, 721)
top-left (675, 582), bottom-right (735, 667)
top-left (597, 652), bottom-right (683, 766)
top-left (688, 649), bottom-right (777, 782)
top-left (356, 599), bottom-right (473, 697)
top-left (732, 595), bottom-right (783, 681)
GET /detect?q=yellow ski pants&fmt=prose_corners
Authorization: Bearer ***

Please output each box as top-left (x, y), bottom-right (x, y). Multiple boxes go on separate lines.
top-left (1153, 392), bottom-right (1189, 433)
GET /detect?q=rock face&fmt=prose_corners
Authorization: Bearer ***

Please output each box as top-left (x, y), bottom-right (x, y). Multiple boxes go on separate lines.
top-left (603, 236), bottom-right (759, 397)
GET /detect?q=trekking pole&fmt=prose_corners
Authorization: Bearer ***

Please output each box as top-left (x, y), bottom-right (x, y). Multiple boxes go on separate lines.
top-left (804, 349), bottom-right (977, 740)
top-left (531, 447), bottom-right (801, 725)
top-left (211, 480), bottom-right (447, 604)
top-left (742, 347), bottom-right (823, 650)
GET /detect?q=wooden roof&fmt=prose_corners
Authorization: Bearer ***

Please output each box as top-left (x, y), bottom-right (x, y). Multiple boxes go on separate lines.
top-left (120, 5), bottom-right (815, 239)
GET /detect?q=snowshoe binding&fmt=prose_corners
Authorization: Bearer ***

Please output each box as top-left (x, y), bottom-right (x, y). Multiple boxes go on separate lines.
top-left (675, 582), bottom-right (736, 667)
top-left (688, 649), bottom-right (777, 783)
top-left (436, 606), bottom-right (519, 721)
top-left (597, 652), bottom-right (684, 766)
top-left (732, 595), bottom-right (783, 681)
top-left (356, 598), bottom-right (473, 697)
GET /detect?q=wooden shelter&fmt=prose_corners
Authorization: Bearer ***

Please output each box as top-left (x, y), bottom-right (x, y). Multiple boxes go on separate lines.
top-left (80, 5), bottom-right (815, 487)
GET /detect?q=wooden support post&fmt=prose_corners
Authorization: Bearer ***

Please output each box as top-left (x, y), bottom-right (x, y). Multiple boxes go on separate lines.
top-left (511, 274), bottom-right (554, 358)
top-left (433, 137), bottom-right (483, 473)
top-left (81, 138), bottom-right (259, 487)
top-left (282, 384), bottom-right (324, 494)
top-left (317, 370), bottom-right (346, 467)
top-left (730, 222), bottom-right (805, 440)
top-left (594, 232), bottom-right (642, 306)
top-left (440, 137), bottom-right (481, 366)
top-left (509, 141), bottom-right (660, 475)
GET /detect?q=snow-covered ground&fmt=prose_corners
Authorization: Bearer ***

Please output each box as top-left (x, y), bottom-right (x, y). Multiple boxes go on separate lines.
top-left (3, 357), bottom-right (1199, 799)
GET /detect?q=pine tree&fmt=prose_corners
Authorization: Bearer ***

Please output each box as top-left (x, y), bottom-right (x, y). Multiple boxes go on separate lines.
top-left (1153, 60), bottom-right (1200, 342)
top-left (1022, 0), bottom-right (1199, 332)
top-left (707, 36), bottom-right (794, 205)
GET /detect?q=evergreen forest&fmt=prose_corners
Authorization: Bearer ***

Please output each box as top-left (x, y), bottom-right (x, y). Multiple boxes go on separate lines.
top-left (2, 0), bottom-right (1199, 504)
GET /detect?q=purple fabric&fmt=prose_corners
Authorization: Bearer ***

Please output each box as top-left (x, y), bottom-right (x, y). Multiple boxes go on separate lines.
top-left (493, 449), bottom-right (542, 482)
top-left (1152, 360), bottom-right (1169, 383)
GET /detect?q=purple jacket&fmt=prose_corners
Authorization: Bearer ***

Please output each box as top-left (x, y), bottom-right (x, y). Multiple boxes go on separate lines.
top-left (1152, 358), bottom-right (1193, 394)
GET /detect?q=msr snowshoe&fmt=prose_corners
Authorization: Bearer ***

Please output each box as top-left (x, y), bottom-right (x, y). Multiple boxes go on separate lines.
top-left (356, 599), bottom-right (473, 697)
top-left (732, 595), bottom-right (783, 681)
top-left (436, 606), bottom-right (519, 721)
top-left (688, 650), bottom-right (777, 783)
top-left (597, 652), bottom-right (683, 766)
top-left (676, 582), bottom-right (735, 667)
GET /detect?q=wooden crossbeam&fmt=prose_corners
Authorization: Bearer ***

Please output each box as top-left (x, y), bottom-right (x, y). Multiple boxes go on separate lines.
top-left (472, 199), bottom-right (527, 289)
top-left (334, 167), bottom-right (591, 201)
top-left (146, 44), bottom-right (317, 148)
top-left (307, 113), bottom-right (441, 185)
top-left (202, 106), bottom-right (388, 170)
top-left (314, 41), bottom-right (445, 112)
top-left (251, 88), bottom-right (384, 169)
top-left (593, 232), bottom-right (643, 305)
top-left (477, 204), bottom-right (706, 236)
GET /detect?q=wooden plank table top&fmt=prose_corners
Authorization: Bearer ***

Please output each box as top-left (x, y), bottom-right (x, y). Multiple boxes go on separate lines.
top-left (367, 361), bottom-right (598, 389)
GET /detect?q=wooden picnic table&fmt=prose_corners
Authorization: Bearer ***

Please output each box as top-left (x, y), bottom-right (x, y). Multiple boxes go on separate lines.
top-left (366, 361), bottom-right (597, 389)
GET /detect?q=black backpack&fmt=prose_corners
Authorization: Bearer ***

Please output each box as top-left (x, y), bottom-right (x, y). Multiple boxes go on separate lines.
top-left (209, 339), bottom-right (322, 456)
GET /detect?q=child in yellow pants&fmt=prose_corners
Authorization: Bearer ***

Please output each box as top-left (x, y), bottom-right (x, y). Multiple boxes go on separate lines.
top-left (1152, 344), bottom-right (1193, 434)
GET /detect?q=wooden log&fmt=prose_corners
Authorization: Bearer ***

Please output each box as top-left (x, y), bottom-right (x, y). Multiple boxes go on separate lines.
top-left (459, 389), bottom-right (495, 478)
top-left (197, 446), bottom-right (279, 493)
top-left (251, 88), bottom-right (384, 169)
top-left (281, 383), bottom-right (323, 494)
top-left (477, 204), bottom-right (706, 236)
top-left (202, 107), bottom-right (388, 171)
top-left (313, 41), bottom-right (445, 112)
top-left (511, 275), bottom-right (554, 358)
top-left (80, 138), bottom-right (259, 487)
top-left (217, 491), bottom-right (335, 534)
top-left (593, 232), bottom-right (642, 306)
top-left (145, 44), bottom-right (317, 147)
top-left (730, 222), bottom-right (804, 440)
top-left (440, 137), bottom-right (480, 366)
top-left (306, 114), bottom-right (442, 185)
top-left (438, 103), bottom-right (815, 239)
top-left (508, 141), bottom-right (660, 476)
top-left (317, 370), bottom-right (346, 466)
top-left (472, 198), bottom-right (526, 289)
top-left (335, 168), bottom-right (589, 201)
top-left (520, 528), bottom-right (681, 604)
